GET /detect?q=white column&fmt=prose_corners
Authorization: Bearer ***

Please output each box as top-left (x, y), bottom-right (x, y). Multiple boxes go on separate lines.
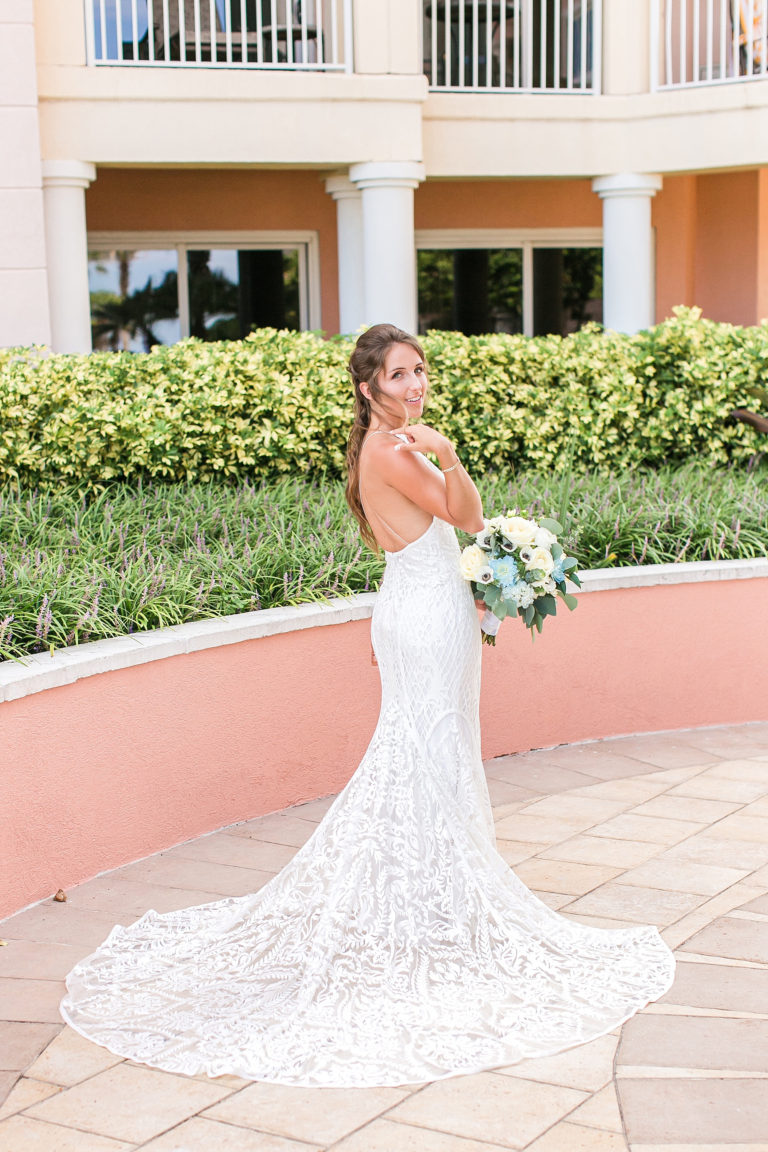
top-left (41, 160), bottom-right (96, 354)
top-left (592, 173), bottom-right (663, 334)
top-left (325, 174), bottom-right (365, 334)
top-left (349, 161), bottom-right (425, 334)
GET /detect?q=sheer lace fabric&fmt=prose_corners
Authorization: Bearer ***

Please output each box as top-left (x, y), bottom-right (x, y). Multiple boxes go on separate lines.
top-left (61, 517), bottom-right (675, 1087)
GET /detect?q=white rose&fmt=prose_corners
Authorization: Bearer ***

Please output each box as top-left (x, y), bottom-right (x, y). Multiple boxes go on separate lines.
top-left (501, 516), bottom-right (538, 547)
top-left (543, 577), bottom-right (557, 594)
top-left (460, 544), bottom-right (489, 582)
top-left (524, 547), bottom-right (555, 576)
top-left (534, 526), bottom-right (557, 548)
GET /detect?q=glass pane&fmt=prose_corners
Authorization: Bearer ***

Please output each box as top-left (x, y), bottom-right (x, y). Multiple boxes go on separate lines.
top-left (88, 249), bottom-right (180, 352)
top-left (532, 248), bottom-right (603, 336)
top-left (417, 249), bottom-right (523, 336)
top-left (187, 249), bottom-right (301, 340)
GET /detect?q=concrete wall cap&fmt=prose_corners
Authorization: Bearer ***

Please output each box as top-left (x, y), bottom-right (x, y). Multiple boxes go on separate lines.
top-left (1, 559), bottom-right (766, 704)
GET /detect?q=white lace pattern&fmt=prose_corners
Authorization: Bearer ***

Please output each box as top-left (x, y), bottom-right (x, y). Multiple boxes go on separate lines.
top-left (61, 517), bottom-right (675, 1086)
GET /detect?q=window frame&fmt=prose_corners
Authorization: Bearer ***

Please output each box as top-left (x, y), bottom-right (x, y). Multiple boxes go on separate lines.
top-left (87, 230), bottom-right (322, 342)
top-left (415, 227), bottom-right (603, 337)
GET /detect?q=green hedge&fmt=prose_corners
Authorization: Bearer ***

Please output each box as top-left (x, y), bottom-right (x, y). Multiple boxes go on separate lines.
top-left (0, 307), bottom-right (764, 486)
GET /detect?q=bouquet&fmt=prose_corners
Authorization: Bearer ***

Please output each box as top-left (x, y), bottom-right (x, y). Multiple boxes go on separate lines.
top-left (460, 512), bottom-right (580, 644)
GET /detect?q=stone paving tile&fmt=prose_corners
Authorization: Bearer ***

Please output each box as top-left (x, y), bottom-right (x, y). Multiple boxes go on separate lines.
top-left (0, 1022), bottom-right (61, 1072)
top-left (286, 796), bottom-right (336, 822)
top-left (26, 1062), bottom-right (234, 1143)
top-left (204, 1083), bottom-right (409, 1146)
top-left (0, 979), bottom-right (66, 1024)
top-left (0, 1076), bottom-right (61, 1120)
top-left (659, 957), bottom-right (768, 1014)
top-left (331, 1117), bottom-right (509, 1151)
top-left (618, 1077), bottom-right (768, 1144)
top-left (703, 813), bottom-right (768, 843)
top-left (0, 1113), bottom-right (134, 1151)
top-left (590, 735), bottom-right (718, 770)
top-left (563, 885), bottom-right (705, 928)
top-left (168, 832), bottom-right (297, 872)
top-left (386, 1071), bottom-right (587, 1149)
top-left (525, 1122), bottom-right (628, 1151)
top-left (0, 904), bottom-right (125, 949)
top-left (539, 835), bottom-right (663, 870)
top-left (661, 883), bottom-right (766, 951)
top-left (486, 778), bottom-right (543, 807)
top-left (62, 876), bottom-right (229, 919)
top-left (680, 730), bottom-right (768, 759)
top-left (26, 1026), bottom-right (123, 1086)
top-left (628, 794), bottom-right (743, 823)
top-left (741, 892), bottom-right (768, 915)
top-left (661, 833), bottom-right (768, 871)
top-left (589, 814), bottom-right (706, 846)
top-left (618, 1014), bottom-right (768, 1071)
top-left (495, 1034), bottom-right (617, 1091)
top-left (612, 858), bottom-right (748, 896)
top-left (511, 859), bottom-right (622, 897)
top-left (140, 1115), bottom-right (321, 1151)
top-left (706, 758), bottom-right (768, 782)
top-left (494, 813), bottom-right (602, 845)
top-left (535, 892), bottom-right (575, 910)
top-left (517, 796), bottom-right (630, 823)
top-left (225, 813), bottom-right (320, 848)
top-left (565, 778), bottom-right (674, 804)
top-left (666, 773), bottom-right (768, 803)
top-left (485, 758), bottom-right (602, 794)
top-left (0, 939), bottom-right (91, 982)
top-left (496, 840), bottom-right (550, 866)
top-left (116, 853), bottom-right (275, 898)
top-left (567, 1083), bottom-right (624, 1133)
top-left (630, 1145), bottom-right (768, 1152)
top-left (524, 743), bottom-right (662, 777)
top-left (680, 913), bottom-right (768, 964)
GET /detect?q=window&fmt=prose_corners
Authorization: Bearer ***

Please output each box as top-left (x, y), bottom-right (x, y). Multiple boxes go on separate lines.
top-left (416, 231), bottom-right (602, 337)
top-left (87, 234), bottom-right (318, 351)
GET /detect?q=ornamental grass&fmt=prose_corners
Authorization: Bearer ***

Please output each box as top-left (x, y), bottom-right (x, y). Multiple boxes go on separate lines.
top-left (1, 459), bottom-right (765, 661)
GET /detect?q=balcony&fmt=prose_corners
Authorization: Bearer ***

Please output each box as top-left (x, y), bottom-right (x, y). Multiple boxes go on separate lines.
top-left (653, 0), bottom-right (768, 87)
top-left (423, 0), bottom-right (601, 93)
top-left (85, 0), bottom-right (353, 70)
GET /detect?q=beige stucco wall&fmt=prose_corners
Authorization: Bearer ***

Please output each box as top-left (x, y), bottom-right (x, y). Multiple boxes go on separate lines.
top-left (0, 0), bottom-right (49, 347)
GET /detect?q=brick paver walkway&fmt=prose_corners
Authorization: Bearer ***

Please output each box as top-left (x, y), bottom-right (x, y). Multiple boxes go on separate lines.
top-left (1, 722), bottom-right (767, 1151)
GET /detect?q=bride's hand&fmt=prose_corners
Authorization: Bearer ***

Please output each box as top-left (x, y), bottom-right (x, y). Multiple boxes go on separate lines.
top-left (393, 423), bottom-right (457, 469)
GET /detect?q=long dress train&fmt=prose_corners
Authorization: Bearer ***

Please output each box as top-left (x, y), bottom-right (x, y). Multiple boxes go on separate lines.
top-left (61, 516), bottom-right (675, 1087)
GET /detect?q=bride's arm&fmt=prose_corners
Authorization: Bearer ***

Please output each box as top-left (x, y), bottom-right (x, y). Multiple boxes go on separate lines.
top-left (375, 424), bottom-right (484, 535)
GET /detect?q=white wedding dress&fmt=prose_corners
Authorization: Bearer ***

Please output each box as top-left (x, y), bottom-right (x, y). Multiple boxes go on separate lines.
top-left (62, 515), bottom-right (675, 1087)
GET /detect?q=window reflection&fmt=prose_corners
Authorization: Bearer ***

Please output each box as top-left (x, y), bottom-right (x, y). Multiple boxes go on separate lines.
top-left (418, 249), bottom-right (523, 335)
top-left (187, 249), bottom-right (300, 340)
top-left (417, 246), bottom-right (601, 337)
top-left (88, 249), bottom-right (180, 351)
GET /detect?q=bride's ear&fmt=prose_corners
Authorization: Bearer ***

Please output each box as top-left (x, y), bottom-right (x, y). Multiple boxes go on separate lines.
top-left (359, 381), bottom-right (372, 401)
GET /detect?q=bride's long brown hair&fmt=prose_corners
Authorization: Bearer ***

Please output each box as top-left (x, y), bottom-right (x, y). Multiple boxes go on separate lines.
top-left (345, 323), bottom-right (428, 552)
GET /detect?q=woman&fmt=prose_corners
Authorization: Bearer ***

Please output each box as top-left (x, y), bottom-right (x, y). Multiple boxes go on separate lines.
top-left (61, 323), bottom-right (674, 1087)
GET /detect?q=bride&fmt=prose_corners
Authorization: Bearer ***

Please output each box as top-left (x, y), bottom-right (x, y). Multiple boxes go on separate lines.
top-left (61, 322), bottom-right (675, 1087)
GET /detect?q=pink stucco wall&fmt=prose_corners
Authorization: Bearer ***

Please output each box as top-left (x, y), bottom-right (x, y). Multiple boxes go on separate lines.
top-left (3, 576), bottom-right (767, 919)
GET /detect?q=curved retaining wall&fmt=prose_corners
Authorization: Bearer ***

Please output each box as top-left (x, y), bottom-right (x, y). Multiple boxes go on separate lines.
top-left (2, 557), bottom-right (767, 919)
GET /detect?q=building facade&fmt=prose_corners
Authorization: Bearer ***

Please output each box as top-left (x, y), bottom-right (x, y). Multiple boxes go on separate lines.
top-left (4, 0), bottom-right (768, 352)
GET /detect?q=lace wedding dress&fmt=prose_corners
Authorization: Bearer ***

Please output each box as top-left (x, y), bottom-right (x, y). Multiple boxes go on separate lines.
top-left (62, 515), bottom-right (675, 1087)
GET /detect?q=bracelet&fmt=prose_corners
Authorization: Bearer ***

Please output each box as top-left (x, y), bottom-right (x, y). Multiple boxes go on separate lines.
top-left (442, 459), bottom-right (461, 473)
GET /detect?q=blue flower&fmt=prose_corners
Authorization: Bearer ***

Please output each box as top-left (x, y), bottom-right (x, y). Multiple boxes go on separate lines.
top-left (551, 560), bottom-right (566, 583)
top-left (490, 555), bottom-right (521, 588)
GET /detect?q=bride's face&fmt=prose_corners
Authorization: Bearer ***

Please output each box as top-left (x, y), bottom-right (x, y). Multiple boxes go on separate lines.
top-left (364, 342), bottom-right (427, 426)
